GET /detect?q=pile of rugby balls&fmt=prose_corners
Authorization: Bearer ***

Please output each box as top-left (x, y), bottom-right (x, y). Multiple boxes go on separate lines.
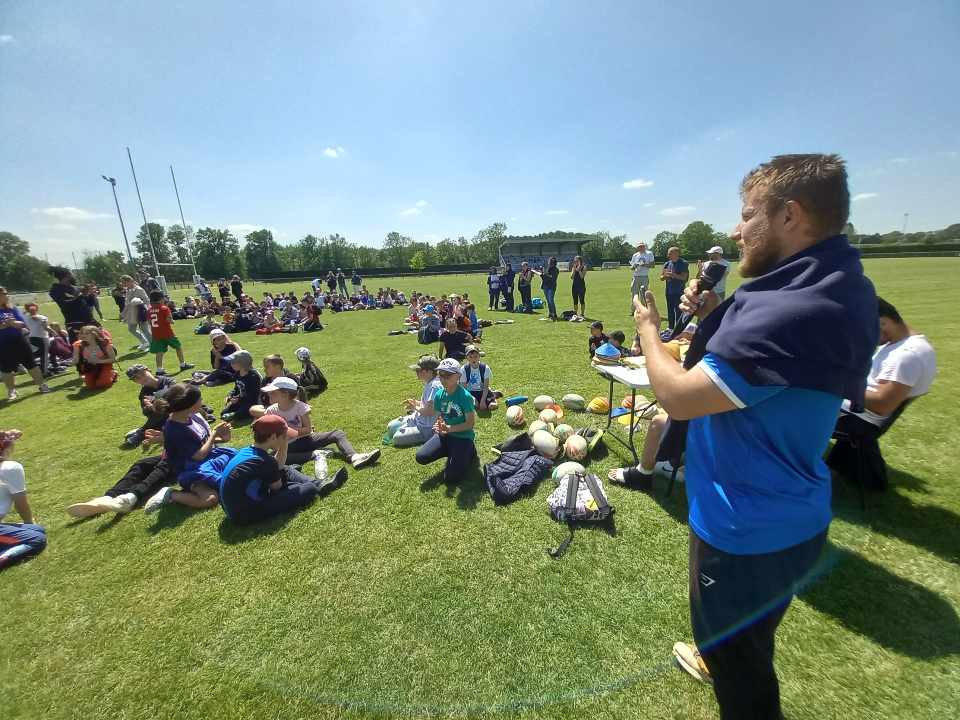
top-left (505, 393), bottom-right (594, 460)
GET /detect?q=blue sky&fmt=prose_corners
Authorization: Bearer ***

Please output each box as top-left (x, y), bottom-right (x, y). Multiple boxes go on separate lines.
top-left (1, 1), bottom-right (958, 264)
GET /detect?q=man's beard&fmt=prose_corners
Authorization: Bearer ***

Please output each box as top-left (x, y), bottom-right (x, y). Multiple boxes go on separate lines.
top-left (738, 223), bottom-right (782, 278)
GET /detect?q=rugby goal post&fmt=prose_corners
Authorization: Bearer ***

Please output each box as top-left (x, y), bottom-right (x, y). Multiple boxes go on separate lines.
top-left (557, 261), bottom-right (570, 271)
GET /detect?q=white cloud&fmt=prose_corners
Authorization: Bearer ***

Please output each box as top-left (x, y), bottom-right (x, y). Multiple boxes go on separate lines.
top-left (227, 223), bottom-right (271, 236)
top-left (643, 202), bottom-right (656, 208)
top-left (622, 178), bottom-right (654, 190)
top-left (323, 145), bottom-right (346, 158)
top-left (31, 206), bottom-right (111, 221)
top-left (852, 192), bottom-right (879, 202)
top-left (34, 223), bottom-right (79, 232)
top-left (889, 157), bottom-right (910, 164)
top-left (659, 206), bottom-right (696, 217)
top-left (642, 223), bottom-right (684, 232)
top-left (544, 209), bottom-right (569, 216)
top-left (401, 200), bottom-right (429, 216)
top-left (0, 35), bottom-right (14, 44)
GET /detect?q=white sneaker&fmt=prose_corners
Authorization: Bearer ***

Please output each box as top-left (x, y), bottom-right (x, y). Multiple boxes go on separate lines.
top-left (312, 449), bottom-right (331, 482)
top-left (66, 496), bottom-right (116, 518)
top-left (143, 486), bottom-right (173, 514)
top-left (6, 389), bottom-right (17, 401)
top-left (351, 449), bottom-right (381, 469)
top-left (114, 492), bottom-right (138, 514)
top-left (655, 460), bottom-right (684, 482)
top-left (138, 344), bottom-right (150, 351)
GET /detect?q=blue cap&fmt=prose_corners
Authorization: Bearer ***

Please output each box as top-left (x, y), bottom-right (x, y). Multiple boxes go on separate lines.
top-left (423, 304), bottom-right (435, 313)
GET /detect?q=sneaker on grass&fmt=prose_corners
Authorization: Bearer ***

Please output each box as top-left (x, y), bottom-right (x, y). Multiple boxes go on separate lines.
top-left (672, 642), bottom-right (713, 685)
top-left (66, 496), bottom-right (121, 518)
top-left (179, 362), bottom-right (194, 371)
top-left (143, 486), bottom-right (173, 514)
top-left (317, 466), bottom-right (348, 495)
top-left (113, 492), bottom-right (138, 514)
top-left (350, 449), bottom-right (381, 469)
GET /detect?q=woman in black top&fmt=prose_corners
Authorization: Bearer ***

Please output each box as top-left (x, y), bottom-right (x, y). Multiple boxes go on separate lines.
top-left (517, 262), bottom-right (533, 313)
top-left (570, 255), bottom-right (587, 319)
top-left (230, 275), bottom-right (243, 301)
top-left (531, 257), bottom-right (559, 321)
top-left (218, 279), bottom-right (230, 302)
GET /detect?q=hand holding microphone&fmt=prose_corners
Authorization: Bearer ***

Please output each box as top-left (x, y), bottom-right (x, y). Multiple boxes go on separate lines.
top-left (671, 260), bottom-right (727, 339)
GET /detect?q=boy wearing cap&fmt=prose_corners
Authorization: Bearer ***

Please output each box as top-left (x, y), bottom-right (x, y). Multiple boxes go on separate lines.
top-left (390, 355), bottom-right (443, 448)
top-left (147, 290), bottom-right (194, 376)
top-left (701, 246), bottom-right (730, 300)
top-left (260, 376), bottom-right (381, 469)
top-left (218, 415), bottom-right (347, 525)
top-left (221, 350), bottom-right (262, 421)
top-left (415, 358), bottom-right (478, 481)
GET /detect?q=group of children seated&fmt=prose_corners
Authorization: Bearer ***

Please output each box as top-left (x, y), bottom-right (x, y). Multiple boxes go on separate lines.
top-left (188, 286), bottom-right (408, 337)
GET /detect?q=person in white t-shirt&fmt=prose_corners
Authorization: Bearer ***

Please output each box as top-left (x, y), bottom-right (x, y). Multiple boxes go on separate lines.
top-left (629, 242), bottom-right (655, 311)
top-left (0, 429), bottom-right (47, 569)
top-left (700, 246), bottom-right (731, 300)
top-left (460, 345), bottom-right (500, 410)
top-left (837, 297), bottom-right (936, 435)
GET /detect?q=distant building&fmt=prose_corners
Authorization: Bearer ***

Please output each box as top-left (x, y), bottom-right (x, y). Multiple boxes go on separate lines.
top-left (498, 232), bottom-right (591, 269)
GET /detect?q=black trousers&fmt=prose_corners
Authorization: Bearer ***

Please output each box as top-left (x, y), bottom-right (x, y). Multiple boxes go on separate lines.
top-left (488, 289), bottom-right (500, 309)
top-left (666, 292), bottom-right (683, 328)
top-left (519, 285), bottom-right (532, 312)
top-left (690, 529), bottom-right (827, 720)
top-left (415, 433), bottom-right (477, 482)
top-left (502, 288), bottom-right (515, 312)
top-left (226, 466), bottom-right (326, 525)
top-left (106, 456), bottom-right (172, 501)
top-left (286, 430), bottom-right (357, 466)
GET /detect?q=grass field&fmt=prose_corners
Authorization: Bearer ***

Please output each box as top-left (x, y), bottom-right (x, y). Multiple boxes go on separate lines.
top-left (1, 259), bottom-right (958, 720)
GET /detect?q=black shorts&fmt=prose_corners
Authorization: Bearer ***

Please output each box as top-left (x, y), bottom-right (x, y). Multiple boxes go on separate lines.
top-left (0, 335), bottom-right (37, 374)
top-left (572, 284), bottom-right (586, 304)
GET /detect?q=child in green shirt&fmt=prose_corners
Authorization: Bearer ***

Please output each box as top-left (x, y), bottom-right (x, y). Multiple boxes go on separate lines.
top-left (414, 358), bottom-right (477, 482)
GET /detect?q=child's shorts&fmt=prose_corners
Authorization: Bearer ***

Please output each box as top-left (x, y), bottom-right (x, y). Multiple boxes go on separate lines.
top-left (149, 336), bottom-right (182, 353)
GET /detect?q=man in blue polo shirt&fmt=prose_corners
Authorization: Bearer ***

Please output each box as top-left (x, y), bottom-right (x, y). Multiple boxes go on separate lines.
top-left (660, 246), bottom-right (688, 328)
top-left (633, 154), bottom-right (876, 719)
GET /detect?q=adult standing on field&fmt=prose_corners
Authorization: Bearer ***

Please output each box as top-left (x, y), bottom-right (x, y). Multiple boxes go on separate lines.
top-left (0, 287), bottom-right (51, 400)
top-left (119, 274), bottom-right (152, 351)
top-left (337, 269), bottom-right (348, 296)
top-left (230, 274), bottom-right (244, 301)
top-left (351, 270), bottom-right (362, 292)
top-left (517, 262), bottom-right (534, 313)
top-left (531, 257), bottom-right (559, 320)
top-left (629, 241), bottom-right (655, 312)
top-left (570, 255), bottom-right (587, 319)
top-left (499, 262), bottom-right (516, 312)
top-left (48, 266), bottom-right (98, 342)
top-left (660, 247), bottom-right (688, 328)
top-left (632, 153), bottom-right (876, 720)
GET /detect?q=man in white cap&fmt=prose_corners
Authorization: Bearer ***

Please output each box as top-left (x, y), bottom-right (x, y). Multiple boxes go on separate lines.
top-left (702, 246), bottom-right (730, 300)
top-left (629, 242), bottom-right (655, 312)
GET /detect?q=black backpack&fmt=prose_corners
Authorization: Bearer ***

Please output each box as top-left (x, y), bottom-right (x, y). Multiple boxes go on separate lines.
top-left (297, 361), bottom-right (328, 395)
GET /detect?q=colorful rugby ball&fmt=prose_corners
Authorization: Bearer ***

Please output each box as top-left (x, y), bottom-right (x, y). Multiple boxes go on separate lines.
top-left (539, 408), bottom-right (558, 425)
top-left (532, 430), bottom-right (560, 458)
top-left (527, 420), bottom-right (549, 437)
top-left (562, 393), bottom-right (586, 410)
top-left (505, 405), bottom-right (525, 427)
top-left (552, 460), bottom-right (586, 482)
top-left (533, 395), bottom-right (555, 411)
top-left (564, 434), bottom-right (589, 460)
top-left (553, 423), bottom-right (574, 442)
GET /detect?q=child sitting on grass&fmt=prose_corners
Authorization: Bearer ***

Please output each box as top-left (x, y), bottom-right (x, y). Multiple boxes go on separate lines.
top-left (387, 355), bottom-right (442, 448)
top-left (72, 325), bottom-right (118, 389)
top-left (259, 376), bottom-right (381, 468)
top-left (588, 321), bottom-right (608, 358)
top-left (250, 354), bottom-right (303, 417)
top-left (147, 290), bottom-right (193, 376)
top-left (459, 345), bottom-right (500, 410)
top-left (221, 350), bottom-right (262, 421)
top-left (414, 358), bottom-right (478, 482)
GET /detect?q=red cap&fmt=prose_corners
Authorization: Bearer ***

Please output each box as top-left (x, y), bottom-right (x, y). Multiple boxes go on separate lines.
top-left (251, 414), bottom-right (288, 436)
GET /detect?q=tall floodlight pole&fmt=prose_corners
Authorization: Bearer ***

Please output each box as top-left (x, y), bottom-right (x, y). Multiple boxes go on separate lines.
top-left (903, 213), bottom-right (910, 234)
top-left (170, 164), bottom-right (198, 280)
top-left (126, 146), bottom-right (160, 279)
top-left (101, 175), bottom-right (134, 263)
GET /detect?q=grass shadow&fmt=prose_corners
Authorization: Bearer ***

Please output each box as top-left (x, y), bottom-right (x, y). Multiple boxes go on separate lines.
top-left (833, 468), bottom-right (960, 566)
top-left (94, 514), bottom-right (127, 533)
top-left (419, 462), bottom-right (486, 511)
top-left (146, 504), bottom-right (201, 534)
top-left (801, 542), bottom-right (960, 659)
top-left (66, 386), bottom-right (114, 401)
top-left (217, 512), bottom-right (297, 544)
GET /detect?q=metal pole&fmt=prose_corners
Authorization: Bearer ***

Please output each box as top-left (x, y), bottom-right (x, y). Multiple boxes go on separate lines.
top-left (102, 175), bottom-right (133, 263)
top-left (126, 146), bottom-right (160, 279)
top-left (170, 164), bottom-right (198, 280)
top-left (903, 213), bottom-right (910, 234)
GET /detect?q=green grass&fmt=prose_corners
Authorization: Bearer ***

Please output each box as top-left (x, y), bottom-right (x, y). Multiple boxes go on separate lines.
top-left (2, 259), bottom-right (958, 719)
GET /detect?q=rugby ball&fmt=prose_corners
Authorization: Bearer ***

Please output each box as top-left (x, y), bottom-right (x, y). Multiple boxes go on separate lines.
top-left (532, 430), bottom-right (560, 458)
top-left (539, 408), bottom-right (558, 425)
top-left (621, 396), bottom-right (634, 409)
top-left (564, 434), bottom-right (589, 460)
top-left (587, 397), bottom-right (611, 414)
top-left (505, 405), bottom-right (525, 427)
top-left (562, 393), bottom-right (586, 411)
top-left (553, 423), bottom-right (574, 442)
top-left (533, 394), bottom-right (555, 411)
top-left (552, 460), bottom-right (586, 482)
top-left (527, 420), bottom-right (549, 436)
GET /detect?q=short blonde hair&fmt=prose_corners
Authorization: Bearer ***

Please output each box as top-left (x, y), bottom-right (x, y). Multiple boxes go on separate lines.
top-left (741, 153), bottom-right (849, 237)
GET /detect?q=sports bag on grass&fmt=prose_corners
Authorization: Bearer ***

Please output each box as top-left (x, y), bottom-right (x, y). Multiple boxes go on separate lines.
top-left (546, 470), bottom-right (613, 558)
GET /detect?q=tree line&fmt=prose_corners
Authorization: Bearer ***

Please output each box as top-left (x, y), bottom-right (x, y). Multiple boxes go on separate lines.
top-left (2, 220), bottom-right (958, 291)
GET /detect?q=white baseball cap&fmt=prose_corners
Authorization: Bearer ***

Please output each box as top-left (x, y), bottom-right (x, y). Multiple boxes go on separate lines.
top-left (209, 328), bottom-right (226, 338)
top-left (707, 246), bottom-right (724, 255)
top-left (437, 358), bottom-right (462, 375)
top-left (261, 376), bottom-right (298, 393)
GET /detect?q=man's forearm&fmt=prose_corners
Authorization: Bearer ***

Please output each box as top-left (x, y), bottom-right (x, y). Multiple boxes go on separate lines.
top-left (639, 324), bottom-right (689, 416)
